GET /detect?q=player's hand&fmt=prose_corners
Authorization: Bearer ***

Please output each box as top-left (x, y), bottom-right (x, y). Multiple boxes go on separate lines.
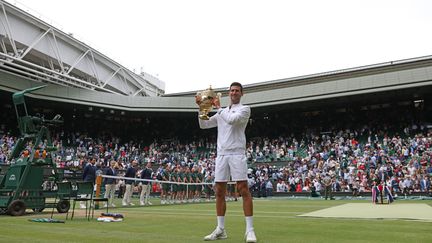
top-left (195, 94), bottom-right (202, 106)
top-left (212, 97), bottom-right (221, 109)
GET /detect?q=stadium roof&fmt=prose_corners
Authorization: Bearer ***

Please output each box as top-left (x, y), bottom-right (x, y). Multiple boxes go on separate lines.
top-left (1, 1), bottom-right (432, 112)
top-left (0, 1), bottom-right (165, 97)
top-left (2, 54), bottom-right (432, 113)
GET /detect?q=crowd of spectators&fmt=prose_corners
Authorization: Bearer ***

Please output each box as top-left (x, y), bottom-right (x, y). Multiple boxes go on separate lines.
top-left (247, 129), bottom-right (432, 198)
top-left (2, 124), bottom-right (432, 198)
top-left (1, 102), bottom-right (432, 198)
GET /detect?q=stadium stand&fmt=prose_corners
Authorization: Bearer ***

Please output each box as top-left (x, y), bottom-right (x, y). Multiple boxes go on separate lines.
top-left (1, 92), bottom-right (431, 202)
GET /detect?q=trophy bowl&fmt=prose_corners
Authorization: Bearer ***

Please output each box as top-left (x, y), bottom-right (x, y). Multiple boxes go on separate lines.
top-left (196, 86), bottom-right (221, 120)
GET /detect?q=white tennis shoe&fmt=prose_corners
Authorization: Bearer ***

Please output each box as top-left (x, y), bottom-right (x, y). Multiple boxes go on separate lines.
top-left (204, 227), bottom-right (227, 241)
top-left (245, 230), bottom-right (257, 242)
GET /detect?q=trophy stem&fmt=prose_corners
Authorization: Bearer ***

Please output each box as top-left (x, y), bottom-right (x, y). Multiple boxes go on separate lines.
top-left (199, 109), bottom-right (209, 120)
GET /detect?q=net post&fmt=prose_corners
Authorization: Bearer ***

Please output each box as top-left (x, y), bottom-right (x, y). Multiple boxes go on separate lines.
top-left (95, 174), bottom-right (103, 209)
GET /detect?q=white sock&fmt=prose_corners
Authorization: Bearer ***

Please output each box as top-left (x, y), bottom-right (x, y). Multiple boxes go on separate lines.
top-left (217, 216), bottom-right (225, 229)
top-left (245, 216), bottom-right (254, 233)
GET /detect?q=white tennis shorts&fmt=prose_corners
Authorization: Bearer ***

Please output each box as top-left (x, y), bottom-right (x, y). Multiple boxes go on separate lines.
top-left (214, 154), bottom-right (248, 182)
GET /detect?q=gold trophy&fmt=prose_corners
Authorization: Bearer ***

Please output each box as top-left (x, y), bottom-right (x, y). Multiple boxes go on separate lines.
top-left (196, 86), bottom-right (222, 120)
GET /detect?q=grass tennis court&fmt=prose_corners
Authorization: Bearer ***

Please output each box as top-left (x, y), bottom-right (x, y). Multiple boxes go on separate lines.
top-left (1, 198), bottom-right (431, 243)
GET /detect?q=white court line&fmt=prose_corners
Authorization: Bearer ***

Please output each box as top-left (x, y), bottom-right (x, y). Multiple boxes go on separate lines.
top-left (129, 210), bottom-right (300, 219)
top-left (132, 208), bottom-right (303, 214)
top-left (128, 210), bottom-right (432, 222)
top-left (122, 207), bottom-right (309, 216)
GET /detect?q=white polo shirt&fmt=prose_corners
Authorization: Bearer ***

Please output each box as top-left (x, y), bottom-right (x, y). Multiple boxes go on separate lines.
top-left (199, 103), bottom-right (250, 156)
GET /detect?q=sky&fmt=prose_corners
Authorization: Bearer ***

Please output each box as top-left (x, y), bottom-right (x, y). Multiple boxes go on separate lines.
top-left (6, 0), bottom-right (432, 94)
